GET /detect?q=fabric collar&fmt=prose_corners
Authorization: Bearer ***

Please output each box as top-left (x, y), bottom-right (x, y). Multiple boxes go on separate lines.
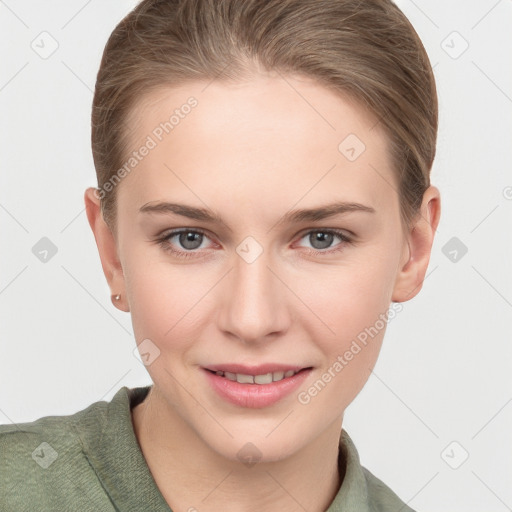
top-left (77, 385), bottom-right (378, 511)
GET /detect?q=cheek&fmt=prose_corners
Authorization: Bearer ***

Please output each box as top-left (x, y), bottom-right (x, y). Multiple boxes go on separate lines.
top-left (296, 250), bottom-right (397, 340)
top-left (293, 243), bottom-right (399, 398)
top-left (294, 260), bottom-right (395, 414)
top-left (123, 227), bottom-right (400, 359)
top-left (122, 251), bottom-right (208, 348)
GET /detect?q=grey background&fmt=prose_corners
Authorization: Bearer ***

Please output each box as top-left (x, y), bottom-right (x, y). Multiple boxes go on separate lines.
top-left (1, 1), bottom-right (511, 510)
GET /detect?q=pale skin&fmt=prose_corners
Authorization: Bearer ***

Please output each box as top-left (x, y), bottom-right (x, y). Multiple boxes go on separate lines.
top-left (85, 71), bottom-right (440, 512)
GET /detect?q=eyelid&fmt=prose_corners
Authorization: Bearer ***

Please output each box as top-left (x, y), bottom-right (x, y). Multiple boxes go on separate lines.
top-left (154, 228), bottom-right (216, 260)
top-left (155, 226), bottom-right (355, 259)
top-left (295, 226), bottom-right (355, 240)
top-left (293, 228), bottom-right (353, 252)
top-left (157, 226), bottom-right (353, 245)
top-left (158, 227), bottom-right (217, 248)
top-left (156, 226), bottom-right (223, 244)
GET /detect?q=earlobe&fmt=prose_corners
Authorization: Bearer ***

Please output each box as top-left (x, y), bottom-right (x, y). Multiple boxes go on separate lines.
top-left (84, 187), bottom-right (130, 312)
top-left (392, 186), bottom-right (441, 303)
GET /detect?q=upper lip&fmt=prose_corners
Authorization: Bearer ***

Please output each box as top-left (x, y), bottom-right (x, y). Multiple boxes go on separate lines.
top-left (204, 363), bottom-right (310, 375)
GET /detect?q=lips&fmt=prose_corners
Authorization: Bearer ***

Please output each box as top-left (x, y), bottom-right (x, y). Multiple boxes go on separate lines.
top-left (203, 364), bottom-right (313, 408)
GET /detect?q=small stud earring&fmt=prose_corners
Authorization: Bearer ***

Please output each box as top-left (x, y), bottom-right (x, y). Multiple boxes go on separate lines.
top-left (114, 294), bottom-right (121, 300)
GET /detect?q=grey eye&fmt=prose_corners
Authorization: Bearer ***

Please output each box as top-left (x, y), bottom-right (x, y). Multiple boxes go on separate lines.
top-left (178, 231), bottom-right (204, 250)
top-left (308, 231), bottom-right (335, 250)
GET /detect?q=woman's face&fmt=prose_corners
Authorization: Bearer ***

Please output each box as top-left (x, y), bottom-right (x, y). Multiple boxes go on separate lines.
top-left (110, 73), bottom-right (411, 461)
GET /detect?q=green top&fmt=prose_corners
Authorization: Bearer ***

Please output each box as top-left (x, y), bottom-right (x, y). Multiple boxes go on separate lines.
top-left (0, 386), bottom-right (415, 511)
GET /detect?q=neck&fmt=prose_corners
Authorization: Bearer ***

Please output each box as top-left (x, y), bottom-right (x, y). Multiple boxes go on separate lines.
top-left (132, 386), bottom-right (344, 512)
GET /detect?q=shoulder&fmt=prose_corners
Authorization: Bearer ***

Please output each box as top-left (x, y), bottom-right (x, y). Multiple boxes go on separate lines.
top-left (333, 429), bottom-right (416, 512)
top-left (361, 466), bottom-right (416, 512)
top-left (0, 391), bottom-right (122, 511)
top-left (0, 394), bottom-right (109, 461)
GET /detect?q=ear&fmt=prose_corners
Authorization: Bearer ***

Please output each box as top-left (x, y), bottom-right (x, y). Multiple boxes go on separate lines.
top-left (84, 187), bottom-right (130, 312)
top-left (392, 185), bottom-right (441, 302)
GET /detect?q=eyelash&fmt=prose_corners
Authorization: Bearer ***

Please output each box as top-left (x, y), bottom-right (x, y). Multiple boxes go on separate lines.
top-left (155, 228), bottom-right (354, 259)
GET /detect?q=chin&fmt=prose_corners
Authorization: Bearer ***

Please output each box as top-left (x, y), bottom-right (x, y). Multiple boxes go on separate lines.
top-left (200, 423), bottom-right (312, 465)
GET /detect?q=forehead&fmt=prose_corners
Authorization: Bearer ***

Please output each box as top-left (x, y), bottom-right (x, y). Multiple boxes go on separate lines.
top-left (119, 74), bottom-right (397, 218)
top-left (128, 73), bottom-right (382, 148)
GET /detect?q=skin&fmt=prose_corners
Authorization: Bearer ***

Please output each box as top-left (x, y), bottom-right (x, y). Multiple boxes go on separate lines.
top-left (84, 71), bottom-right (440, 512)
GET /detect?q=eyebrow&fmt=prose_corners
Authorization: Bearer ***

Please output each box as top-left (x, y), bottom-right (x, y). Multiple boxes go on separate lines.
top-left (139, 200), bottom-right (375, 229)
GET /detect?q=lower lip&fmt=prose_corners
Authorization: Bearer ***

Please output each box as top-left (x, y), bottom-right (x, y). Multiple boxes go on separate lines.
top-left (202, 368), bottom-right (312, 409)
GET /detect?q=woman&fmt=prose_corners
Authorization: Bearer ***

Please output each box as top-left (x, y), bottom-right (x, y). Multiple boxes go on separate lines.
top-left (1, 0), bottom-right (440, 510)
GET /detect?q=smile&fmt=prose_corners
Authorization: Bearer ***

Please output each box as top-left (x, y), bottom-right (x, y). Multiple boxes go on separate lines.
top-left (205, 369), bottom-right (302, 385)
top-left (202, 366), bottom-right (313, 408)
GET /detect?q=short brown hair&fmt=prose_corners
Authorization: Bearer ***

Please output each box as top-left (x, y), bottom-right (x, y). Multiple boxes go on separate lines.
top-left (91, 0), bottom-right (438, 233)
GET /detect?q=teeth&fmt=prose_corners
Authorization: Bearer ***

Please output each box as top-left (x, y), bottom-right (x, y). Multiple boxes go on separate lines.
top-left (236, 373), bottom-right (254, 384)
top-left (254, 373), bottom-right (273, 384)
top-left (213, 369), bottom-right (301, 384)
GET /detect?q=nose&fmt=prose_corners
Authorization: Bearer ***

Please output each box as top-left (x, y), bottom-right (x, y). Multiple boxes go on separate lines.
top-left (217, 247), bottom-right (290, 344)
